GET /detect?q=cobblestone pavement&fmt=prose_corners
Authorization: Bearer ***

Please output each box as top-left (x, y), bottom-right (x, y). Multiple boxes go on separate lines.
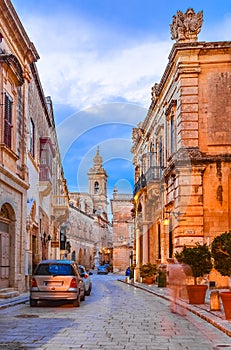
top-left (123, 280), bottom-right (231, 338)
top-left (0, 274), bottom-right (231, 350)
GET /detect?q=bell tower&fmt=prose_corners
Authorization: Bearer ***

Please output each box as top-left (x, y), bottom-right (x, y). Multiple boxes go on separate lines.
top-left (88, 147), bottom-right (108, 219)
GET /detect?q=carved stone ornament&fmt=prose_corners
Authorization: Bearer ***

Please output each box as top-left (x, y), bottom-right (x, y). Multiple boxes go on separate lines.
top-left (151, 83), bottom-right (159, 102)
top-left (170, 8), bottom-right (203, 43)
top-left (132, 127), bottom-right (139, 143)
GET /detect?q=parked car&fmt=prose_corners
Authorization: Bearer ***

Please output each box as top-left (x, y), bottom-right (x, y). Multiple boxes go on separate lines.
top-left (30, 260), bottom-right (85, 307)
top-left (97, 265), bottom-right (109, 275)
top-left (78, 265), bottom-right (92, 296)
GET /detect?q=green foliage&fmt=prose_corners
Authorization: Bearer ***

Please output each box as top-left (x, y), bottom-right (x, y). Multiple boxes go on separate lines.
top-left (140, 262), bottom-right (157, 278)
top-left (211, 231), bottom-right (231, 276)
top-left (175, 243), bottom-right (212, 284)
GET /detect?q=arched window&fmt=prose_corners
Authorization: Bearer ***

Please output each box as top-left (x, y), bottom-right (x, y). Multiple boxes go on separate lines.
top-left (94, 181), bottom-right (99, 194)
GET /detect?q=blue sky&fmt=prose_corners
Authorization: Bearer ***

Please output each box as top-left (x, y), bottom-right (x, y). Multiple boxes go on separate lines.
top-left (11, 1), bottom-right (231, 208)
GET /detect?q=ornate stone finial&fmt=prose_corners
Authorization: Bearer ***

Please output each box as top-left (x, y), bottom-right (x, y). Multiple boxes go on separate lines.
top-left (93, 146), bottom-right (103, 170)
top-left (170, 8), bottom-right (203, 43)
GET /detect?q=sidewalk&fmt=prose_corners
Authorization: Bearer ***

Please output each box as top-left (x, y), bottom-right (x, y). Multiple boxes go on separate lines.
top-left (119, 279), bottom-right (231, 338)
top-left (0, 292), bottom-right (29, 310)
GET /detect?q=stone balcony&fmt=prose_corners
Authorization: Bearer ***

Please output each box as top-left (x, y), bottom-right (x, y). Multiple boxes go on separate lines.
top-left (52, 195), bottom-right (69, 224)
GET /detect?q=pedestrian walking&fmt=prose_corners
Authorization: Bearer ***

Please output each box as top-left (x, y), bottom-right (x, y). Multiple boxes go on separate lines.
top-left (125, 266), bottom-right (131, 277)
top-left (167, 260), bottom-right (191, 315)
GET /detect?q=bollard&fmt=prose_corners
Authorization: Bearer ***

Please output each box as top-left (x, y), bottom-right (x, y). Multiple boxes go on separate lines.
top-left (210, 290), bottom-right (221, 311)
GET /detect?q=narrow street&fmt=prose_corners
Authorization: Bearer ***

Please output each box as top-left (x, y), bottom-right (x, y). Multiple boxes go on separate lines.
top-left (0, 274), bottom-right (231, 350)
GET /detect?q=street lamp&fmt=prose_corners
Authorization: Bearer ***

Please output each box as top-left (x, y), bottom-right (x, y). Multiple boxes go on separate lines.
top-left (41, 232), bottom-right (51, 247)
top-left (163, 211), bottom-right (182, 226)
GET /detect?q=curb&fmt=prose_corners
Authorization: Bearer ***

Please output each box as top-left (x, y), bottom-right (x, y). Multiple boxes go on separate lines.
top-left (119, 279), bottom-right (231, 338)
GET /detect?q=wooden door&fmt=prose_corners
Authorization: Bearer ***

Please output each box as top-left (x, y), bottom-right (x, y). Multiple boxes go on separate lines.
top-left (0, 221), bottom-right (10, 288)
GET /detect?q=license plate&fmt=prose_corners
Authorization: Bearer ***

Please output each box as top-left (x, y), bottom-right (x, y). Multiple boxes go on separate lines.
top-left (44, 281), bottom-right (63, 286)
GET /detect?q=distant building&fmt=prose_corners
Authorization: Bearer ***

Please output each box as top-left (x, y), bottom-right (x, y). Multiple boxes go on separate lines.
top-left (110, 188), bottom-right (134, 274)
top-left (68, 148), bottom-right (112, 269)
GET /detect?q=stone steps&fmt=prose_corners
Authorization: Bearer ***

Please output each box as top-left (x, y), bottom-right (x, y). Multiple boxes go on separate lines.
top-left (0, 288), bottom-right (20, 299)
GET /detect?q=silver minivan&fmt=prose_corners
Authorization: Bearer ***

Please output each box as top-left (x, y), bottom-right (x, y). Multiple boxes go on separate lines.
top-left (30, 260), bottom-right (85, 307)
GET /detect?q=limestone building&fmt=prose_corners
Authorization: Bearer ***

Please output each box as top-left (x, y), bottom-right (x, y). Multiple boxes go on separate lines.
top-left (110, 188), bottom-right (134, 274)
top-left (131, 8), bottom-right (231, 284)
top-left (0, 0), bottom-right (39, 293)
top-left (0, 0), bottom-right (69, 294)
top-left (0, 1), bottom-right (112, 297)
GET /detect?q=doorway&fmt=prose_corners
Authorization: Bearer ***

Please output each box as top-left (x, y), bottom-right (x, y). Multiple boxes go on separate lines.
top-left (0, 219), bottom-right (10, 288)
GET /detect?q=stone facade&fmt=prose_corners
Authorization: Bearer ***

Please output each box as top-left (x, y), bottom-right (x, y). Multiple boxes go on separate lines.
top-left (131, 9), bottom-right (231, 286)
top-left (0, 0), bottom-right (69, 293)
top-left (110, 189), bottom-right (134, 274)
top-left (0, 0), bottom-right (38, 292)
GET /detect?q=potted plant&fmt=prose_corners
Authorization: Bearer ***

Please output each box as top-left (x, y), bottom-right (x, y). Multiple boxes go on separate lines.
top-left (175, 243), bottom-right (213, 304)
top-left (140, 262), bottom-right (157, 284)
top-left (211, 231), bottom-right (231, 319)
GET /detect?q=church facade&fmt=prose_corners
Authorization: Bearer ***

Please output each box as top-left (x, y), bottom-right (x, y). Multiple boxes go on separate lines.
top-left (67, 148), bottom-right (112, 270)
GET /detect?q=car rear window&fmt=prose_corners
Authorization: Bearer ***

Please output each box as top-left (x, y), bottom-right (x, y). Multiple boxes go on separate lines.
top-left (35, 263), bottom-right (74, 276)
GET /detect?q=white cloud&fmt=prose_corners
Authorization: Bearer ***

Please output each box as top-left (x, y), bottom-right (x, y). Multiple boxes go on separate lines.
top-left (57, 103), bottom-right (147, 161)
top-left (15, 4), bottom-right (231, 113)
top-left (23, 13), bottom-right (172, 110)
top-left (38, 39), bottom-right (171, 109)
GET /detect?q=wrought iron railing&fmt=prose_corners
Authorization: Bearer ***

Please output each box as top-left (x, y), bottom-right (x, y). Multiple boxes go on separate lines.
top-left (133, 166), bottom-right (162, 196)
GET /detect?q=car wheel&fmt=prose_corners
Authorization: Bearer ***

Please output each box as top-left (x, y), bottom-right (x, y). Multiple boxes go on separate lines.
top-left (30, 298), bottom-right (37, 307)
top-left (73, 293), bottom-right (81, 307)
top-left (85, 285), bottom-right (92, 296)
top-left (81, 292), bottom-right (85, 301)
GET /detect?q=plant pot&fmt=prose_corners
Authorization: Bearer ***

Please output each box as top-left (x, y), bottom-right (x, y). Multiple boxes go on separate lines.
top-left (145, 276), bottom-right (154, 284)
top-left (186, 285), bottom-right (208, 304)
top-left (220, 292), bottom-right (231, 320)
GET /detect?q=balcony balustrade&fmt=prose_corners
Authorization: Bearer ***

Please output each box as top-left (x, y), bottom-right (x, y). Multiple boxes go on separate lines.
top-left (52, 195), bottom-right (69, 208)
top-left (52, 195), bottom-right (69, 223)
top-left (145, 166), bottom-right (162, 182)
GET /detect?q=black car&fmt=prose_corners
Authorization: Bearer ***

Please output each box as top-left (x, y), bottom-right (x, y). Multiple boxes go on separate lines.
top-left (97, 265), bottom-right (109, 275)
